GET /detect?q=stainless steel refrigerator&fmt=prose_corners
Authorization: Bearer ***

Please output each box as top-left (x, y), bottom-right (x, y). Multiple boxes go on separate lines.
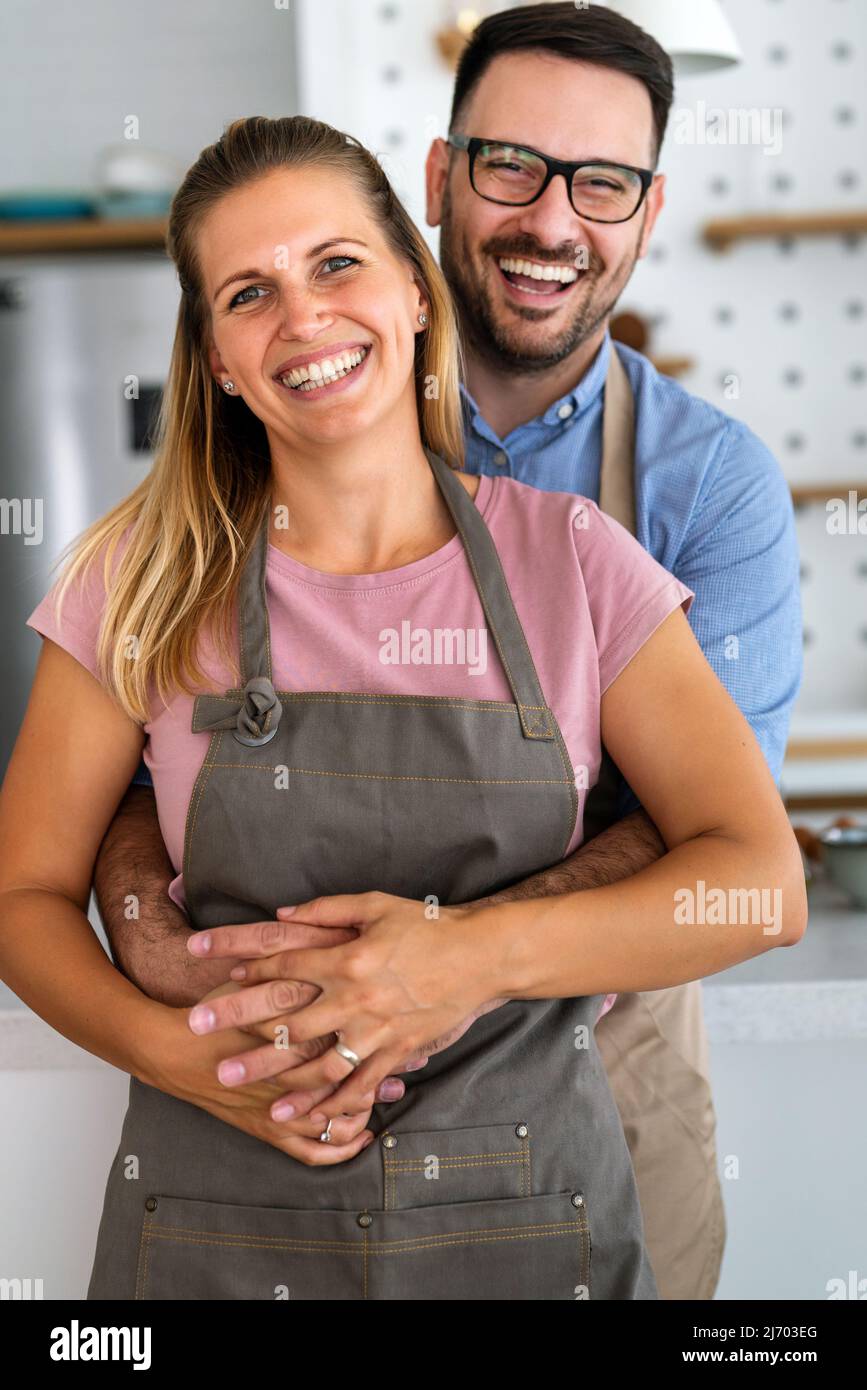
top-left (0, 252), bottom-right (180, 775)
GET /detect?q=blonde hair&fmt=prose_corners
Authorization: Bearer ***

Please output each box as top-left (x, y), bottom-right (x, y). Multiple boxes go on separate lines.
top-left (55, 115), bottom-right (466, 722)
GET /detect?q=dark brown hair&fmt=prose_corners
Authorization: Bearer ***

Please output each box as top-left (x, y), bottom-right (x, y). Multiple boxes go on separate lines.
top-left (449, 1), bottom-right (674, 167)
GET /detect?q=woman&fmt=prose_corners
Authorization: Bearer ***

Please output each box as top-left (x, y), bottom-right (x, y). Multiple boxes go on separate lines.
top-left (0, 116), bottom-right (805, 1301)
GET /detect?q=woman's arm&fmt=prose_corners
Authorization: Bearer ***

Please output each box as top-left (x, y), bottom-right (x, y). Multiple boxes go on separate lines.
top-left (0, 639), bottom-right (376, 1164)
top-left (0, 639), bottom-right (162, 1070)
top-left (480, 603), bottom-right (807, 999)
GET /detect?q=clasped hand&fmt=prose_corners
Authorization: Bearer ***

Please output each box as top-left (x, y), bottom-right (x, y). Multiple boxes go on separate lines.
top-left (185, 891), bottom-right (503, 1133)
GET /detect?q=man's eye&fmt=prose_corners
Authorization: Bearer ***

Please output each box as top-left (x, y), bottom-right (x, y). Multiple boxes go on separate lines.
top-left (228, 285), bottom-right (267, 308)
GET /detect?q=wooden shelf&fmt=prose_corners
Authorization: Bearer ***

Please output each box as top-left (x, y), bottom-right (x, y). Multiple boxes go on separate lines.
top-left (650, 355), bottom-right (694, 378)
top-left (790, 483), bottom-right (867, 505)
top-left (703, 210), bottom-right (867, 251)
top-left (0, 217), bottom-right (168, 254)
top-left (787, 739), bottom-right (867, 760)
top-left (785, 792), bottom-right (867, 811)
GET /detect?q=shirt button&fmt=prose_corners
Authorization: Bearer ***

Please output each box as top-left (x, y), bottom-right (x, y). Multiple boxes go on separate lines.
top-left (557, 402), bottom-right (574, 419)
top-left (493, 450), bottom-right (508, 466)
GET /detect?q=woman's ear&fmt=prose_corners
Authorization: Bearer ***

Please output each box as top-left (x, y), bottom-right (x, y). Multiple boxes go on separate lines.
top-left (208, 342), bottom-right (229, 389)
top-left (413, 281), bottom-right (430, 326)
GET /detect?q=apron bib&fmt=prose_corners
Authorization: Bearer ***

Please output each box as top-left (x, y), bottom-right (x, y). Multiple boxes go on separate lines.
top-left (87, 443), bottom-right (658, 1302)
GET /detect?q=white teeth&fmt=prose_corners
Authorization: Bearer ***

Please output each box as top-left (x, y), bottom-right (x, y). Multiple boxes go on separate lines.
top-left (280, 347), bottom-right (368, 389)
top-left (497, 256), bottom-right (579, 284)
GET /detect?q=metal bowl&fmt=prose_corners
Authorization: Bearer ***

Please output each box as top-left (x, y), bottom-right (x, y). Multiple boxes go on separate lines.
top-left (820, 826), bottom-right (867, 909)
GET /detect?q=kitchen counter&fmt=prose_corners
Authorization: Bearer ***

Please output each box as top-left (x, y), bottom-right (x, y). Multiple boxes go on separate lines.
top-left (702, 872), bottom-right (867, 1043)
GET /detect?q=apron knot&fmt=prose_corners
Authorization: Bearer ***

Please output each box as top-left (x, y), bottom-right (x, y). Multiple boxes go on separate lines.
top-left (233, 676), bottom-right (282, 746)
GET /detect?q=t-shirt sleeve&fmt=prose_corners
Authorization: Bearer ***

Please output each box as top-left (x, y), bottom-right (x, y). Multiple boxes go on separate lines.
top-left (25, 545), bottom-right (117, 689)
top-left (571, 498), bottom-right (695, 694)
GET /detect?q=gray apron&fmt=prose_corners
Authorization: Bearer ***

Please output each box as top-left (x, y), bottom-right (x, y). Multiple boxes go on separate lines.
top-left (87, 444), bottom-right (658, 1301)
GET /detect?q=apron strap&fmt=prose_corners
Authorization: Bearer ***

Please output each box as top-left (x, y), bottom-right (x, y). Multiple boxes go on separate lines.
top-left (581, 340), bottom-right (638, 841)
top-left (425, 448), bottom-right (556, 741)
top-left (237, 496), bottom-right (273, 687)
top-left (599, 341), bottom-right (636, 535)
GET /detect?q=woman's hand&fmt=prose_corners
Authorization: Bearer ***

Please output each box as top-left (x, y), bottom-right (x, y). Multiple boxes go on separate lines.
top-left (186, 892), bottom-right (495, 1122)
top-left (194, 978), bottom-right (424, 1117)
top-left (146, 992), bottom-right (376, 1166)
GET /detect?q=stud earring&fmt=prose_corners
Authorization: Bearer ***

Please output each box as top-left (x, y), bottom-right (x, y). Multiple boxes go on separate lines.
top-left (418, 312), bottom-right (428, 326)
top-left (222, 380), bottom-right (235, 393)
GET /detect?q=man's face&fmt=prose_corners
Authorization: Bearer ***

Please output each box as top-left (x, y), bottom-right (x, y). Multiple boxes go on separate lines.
top-left (426, 51), bottom-right (665, 374)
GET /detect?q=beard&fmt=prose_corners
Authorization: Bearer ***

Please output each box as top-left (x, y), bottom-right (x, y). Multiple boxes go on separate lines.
top-left (438, 185), bottom-right (642, 376)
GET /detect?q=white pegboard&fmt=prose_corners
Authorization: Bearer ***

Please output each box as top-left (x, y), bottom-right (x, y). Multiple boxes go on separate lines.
top-left (292, 0), bottom-right (866, 722)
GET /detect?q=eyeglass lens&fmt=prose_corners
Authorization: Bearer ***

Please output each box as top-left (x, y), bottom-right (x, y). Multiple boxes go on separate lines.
top-left (473, 142), bottom-right (642, 220)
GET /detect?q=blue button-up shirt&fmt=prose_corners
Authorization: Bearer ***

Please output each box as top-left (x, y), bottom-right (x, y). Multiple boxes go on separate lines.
top-left (460, 329), bottom-right (802, 805)
top-left (133, 330), bottom-right (802, 806)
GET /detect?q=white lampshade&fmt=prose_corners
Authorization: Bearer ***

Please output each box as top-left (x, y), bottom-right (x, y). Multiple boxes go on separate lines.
top-left (598, 0), bottom-right (742, 76)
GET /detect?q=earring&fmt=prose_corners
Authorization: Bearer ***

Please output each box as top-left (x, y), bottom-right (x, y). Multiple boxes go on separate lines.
top-left (222, 380), bottom-right (235, 393)
top-left (418, 312), bottom-right (428, 326)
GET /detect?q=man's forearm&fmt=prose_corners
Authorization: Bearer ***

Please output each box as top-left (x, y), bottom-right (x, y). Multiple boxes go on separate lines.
top-left (478, 807), bottom-right (666, 906)
top-left (94, 786), bottom-right (232, 1006)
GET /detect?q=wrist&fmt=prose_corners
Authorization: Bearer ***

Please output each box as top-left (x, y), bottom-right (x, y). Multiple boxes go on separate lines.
top-left (443, 901), bottom-right (523, 1009)
top-left (125, 996), bottom-right (184, 1090)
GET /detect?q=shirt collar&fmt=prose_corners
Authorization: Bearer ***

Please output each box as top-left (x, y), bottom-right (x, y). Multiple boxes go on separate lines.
top-left (459, 328), bottom-right (613, 441)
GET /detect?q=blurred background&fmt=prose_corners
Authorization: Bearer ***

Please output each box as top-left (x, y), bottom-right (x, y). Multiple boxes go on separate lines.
top-left (0, 0), bottom-right (864, 1300)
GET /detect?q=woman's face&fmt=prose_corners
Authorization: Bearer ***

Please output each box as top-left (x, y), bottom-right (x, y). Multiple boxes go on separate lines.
top-left (199, 165), bottom-right (429, 451)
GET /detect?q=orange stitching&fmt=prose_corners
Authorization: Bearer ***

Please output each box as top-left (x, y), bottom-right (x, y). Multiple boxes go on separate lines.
top-left (204, 765), bottom-right (569, 786)
top-left (383, 1158), bottom-right (526, 1171)
top-left (141, 1221), bottom-right (587, 1256)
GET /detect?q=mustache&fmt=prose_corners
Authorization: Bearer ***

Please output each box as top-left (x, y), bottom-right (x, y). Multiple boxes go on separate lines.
top-left (483, 240), bottom-right (599, 269)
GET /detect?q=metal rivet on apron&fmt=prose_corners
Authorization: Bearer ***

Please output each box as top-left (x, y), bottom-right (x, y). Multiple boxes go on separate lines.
top-left (571, 1193), bottom-right (585, 1208)
top-left (515, 1123), bottom-right (529, 1139)
top-left (232, 725), bottom-right (279, 747)
top-left (144, 1197), bottom-right (158, 1212)
top-left (357, 1211), bottom-right (373, 1228)
top-left (381, 1133), bottom-right (398, 1149)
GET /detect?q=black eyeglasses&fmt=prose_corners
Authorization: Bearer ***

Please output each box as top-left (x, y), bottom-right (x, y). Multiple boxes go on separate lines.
top-left (447, 134), bottom-right (654, 225)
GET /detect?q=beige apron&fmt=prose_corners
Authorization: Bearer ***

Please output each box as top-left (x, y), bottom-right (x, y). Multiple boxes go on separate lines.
top-left (586, 344), bottom-right (727, 1300)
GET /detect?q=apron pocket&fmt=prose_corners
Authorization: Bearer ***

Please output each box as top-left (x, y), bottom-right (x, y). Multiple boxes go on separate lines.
top-left (379, 1121), bottom-right (532, 1210)
top-left (135, 1194), bottom-right (369, 1301)
top-left (369, 1191), bottom-right (591, 1301)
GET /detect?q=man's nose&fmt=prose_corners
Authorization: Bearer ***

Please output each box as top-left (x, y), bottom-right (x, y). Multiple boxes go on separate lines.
top-left (511, 173), bottom-right (590, 254)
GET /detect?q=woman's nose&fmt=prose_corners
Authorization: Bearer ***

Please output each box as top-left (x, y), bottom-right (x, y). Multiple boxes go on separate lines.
top-left (274, 284), bottom-right (334, 341)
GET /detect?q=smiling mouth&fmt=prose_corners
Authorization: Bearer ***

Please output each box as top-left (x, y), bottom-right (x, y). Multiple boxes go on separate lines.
top-left (496, 255), bottom-right (586, 299)
top-left (276, 345), bottom-right (371, 394)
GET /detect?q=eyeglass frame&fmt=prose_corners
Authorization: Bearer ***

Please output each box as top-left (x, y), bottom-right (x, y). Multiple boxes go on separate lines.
top-left (446, 133), bottom-right (655, 225)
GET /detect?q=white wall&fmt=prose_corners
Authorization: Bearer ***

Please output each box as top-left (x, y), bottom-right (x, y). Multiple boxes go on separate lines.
top-left (0, 0), bottom-right (298, 190)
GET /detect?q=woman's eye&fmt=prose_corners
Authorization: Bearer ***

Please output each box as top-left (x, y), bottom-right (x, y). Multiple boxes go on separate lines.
top-left (321, 255), bottom-right (360, 274)
top-left (228, 285), bottom-right (267, 308)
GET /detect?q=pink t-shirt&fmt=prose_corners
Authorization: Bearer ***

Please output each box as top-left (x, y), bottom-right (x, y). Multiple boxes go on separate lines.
top-left (27, 473), bottom-right (693, 1019)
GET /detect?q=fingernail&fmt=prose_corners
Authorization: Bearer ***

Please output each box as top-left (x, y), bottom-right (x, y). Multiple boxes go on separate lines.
top-left (380, 1080), bottom-right (403, 1101)
top-left (276, 906), bottom-right (297, 918)
top-left (188, 1006), bottom-right (216, 1034)
top-left (272, 1101), bottom-right (295, 1121)
top-left (229, 965), bottom-right (247, 980)
top-left (309, 1111), bottom-right (327, 1126)
top-left (362, 1133), bottom-right (375, 1149)
top-left (218, 1060), bottom-right (246, 1085)
top-left (188, 932), bottom-right (211, 955)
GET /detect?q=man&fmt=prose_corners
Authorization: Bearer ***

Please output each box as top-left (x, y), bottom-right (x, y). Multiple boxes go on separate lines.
top-left (94, 3), bottom-right (801, 1299)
